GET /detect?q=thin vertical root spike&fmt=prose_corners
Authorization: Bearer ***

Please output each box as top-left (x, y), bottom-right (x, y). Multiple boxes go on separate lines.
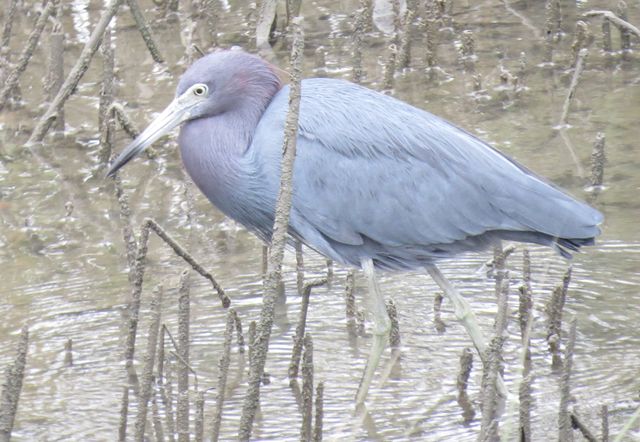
top-left (176, 270), bottom-right (191, 442)
top-left (313, 381), bottom-right (324, 442)
top-left (559, 47), bottom-right (588, 126)
top-left (195, 390), bottom-right (205, 442)
top-left (125, 0), bottom-right (164, 63)
top-left (134, 285), bottom-right (164, 442)
top-left (98, 27), bottom-right (115, 166)
top-left (45, 19), bottom-right (65, 134)
top-left (295, 240), bottom-right (304, 295)
top-left (601, 404), bottom-right (609, 441)
top-left (558, 318), bottom-right (577, 440)
top-left (590, 132), bottom-right (606, 187)
top-left (0, 1), bottom-right (56, 112)
top-left (211, 311), bottom-right (235, 442)
top-left (238, 19), bottom-right (305, 441)
top-left (386, 299), bottom-right (401, 348)
top-left (345, 270), bottom-right (357, 334)
top-left (300, 334), bottom-right (314, 441)
top-left (27, 0), bottom-right (125, 145)
top-left (1, 0), bottom-right (19, 49)
top-left (0, 327), bottom-right (29, 441)
top-left (289, 279), bottom-right (327, 380)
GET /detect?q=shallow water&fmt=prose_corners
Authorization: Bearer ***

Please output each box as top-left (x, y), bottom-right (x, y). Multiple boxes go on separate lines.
top-left (1, 0), bottom-right (639, 440)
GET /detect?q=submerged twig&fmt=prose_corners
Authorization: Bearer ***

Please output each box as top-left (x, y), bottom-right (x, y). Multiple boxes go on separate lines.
top-left (113, 174), bottom-right (138, 276)
top-left (571, 21), bottom-right (591, 64)
top-left (547, 267), bottom-right (571, 368)
top-left (125, 0), bottom-right (164, 63)
top-left (582, 10), bottom-right (640, 41)
top-left (601, 18), bottom-right (612, 52)
top-left (397, 6), bottom-right (416, 69)
top-left (480, 273), bottom-right (509, 441)
top-left (460, 29), bottom-right (476, 71)
top-left (295, 240), bottom-right (304, 295)
top-left (195, 390), bottom-right (205, 442)
top-left (45, 19), bottom-right (65, 134)
top-left (382, 44), bottom-right (397, 91)
top-left (313, 381), bottom-right (324, 442)
top-left (430, 280), bottom-right (447, 328)
top-left (571, 412), bottom-right (598, 442)
top-left (109, 103), bottom-right (141, 140)
top-left (326, 260), bottom-right (333, 283)
top-left (239, 18), bottom-right (305, 440)
top-left (0, 327), bottom-right (29, 442)
top-left (492, 244), bottom-right (516, 300)
top-left (98, 27), bottom-right (116, 165)
top-left (145, 219), bottom-right (229, 307)
top-left (64, 338), bottom-right (73, 367)
top-left (559, 48), bottom-right (588, 126)
top-left (601, 405), bottom-right (609, 442)
top-left (211, 311), bottom-right (235, 442)
top-left (456, 347), bottom-right (475, 423)
top-left (590, 132), bottom-right (606, 187)
top-left (255, 0), bottom-right (277, 49)
top-left (518, 273), bottom-right (533, 442)
top-left (558, 318), bottom-right (577, 440)
top-left (232, 310), bottom-right (245, 354)
top-left (289, 279), bottom-right (327, 380)
top-left (616, 1), bottom-right (631, 51)
top-left (545, 0), bottom-right (562, 43)
top-left (386, 299), bottom-right (401, 349)
top-left (424, 6), bottom-right (439, 70)
top-left (176, 270), bottom-right (191, 442)
top-left (519, 250), bottom-right (533, 340)
top-left (345, 270), bottom-right (357, 334)
top-left (159, 334), bottom-right (176, 442)
top-left (301, 334), bottom-right (314, 442)
top-left (134, 285), bottom-right (164, 442)
top-left (0, 1), bottom-right (55, 112)
top-left (152, 384), bottom-right (165, 442)
top-left (352, 5), bottom-right (366, 83)
top-left (118, 385), bottom-right (130, 442)
top-left (27, 0), bottom-right (125, 145)
top-left (248, 321), bottom-right (256, 366)
top-left (1, 0), bottom-right (19, 49)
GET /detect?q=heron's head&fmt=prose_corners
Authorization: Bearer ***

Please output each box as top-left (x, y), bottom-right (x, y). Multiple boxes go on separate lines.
top-left (106, 49), bottom-right (282, 177)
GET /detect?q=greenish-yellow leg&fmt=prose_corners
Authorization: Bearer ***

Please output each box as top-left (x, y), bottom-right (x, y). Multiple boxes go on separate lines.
top-left (355, 258), bottom-right (391, 405)
top-left (426, 264), bottom-right (507, 397)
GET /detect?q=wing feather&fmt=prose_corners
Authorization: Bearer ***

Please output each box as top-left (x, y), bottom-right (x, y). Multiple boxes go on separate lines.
top-left (248, 78), bottom-right (602, 264)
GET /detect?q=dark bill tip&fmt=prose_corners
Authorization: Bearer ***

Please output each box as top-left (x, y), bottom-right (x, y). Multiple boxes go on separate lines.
top-left (105, 143), bottom-right (145, 178)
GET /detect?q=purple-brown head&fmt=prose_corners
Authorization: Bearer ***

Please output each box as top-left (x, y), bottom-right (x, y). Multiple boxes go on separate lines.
top-left (106, 49), bottom-right (282, 177)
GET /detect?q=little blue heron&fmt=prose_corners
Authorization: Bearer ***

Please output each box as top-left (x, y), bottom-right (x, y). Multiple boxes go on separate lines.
top-left (107, 49), bottom-right (603, 404)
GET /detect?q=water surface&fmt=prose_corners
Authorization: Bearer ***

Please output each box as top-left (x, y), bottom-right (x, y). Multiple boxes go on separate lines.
top-left (1, 0), bottom-right (639, 440)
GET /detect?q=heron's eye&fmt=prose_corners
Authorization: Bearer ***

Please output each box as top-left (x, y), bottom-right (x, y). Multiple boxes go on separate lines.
top-left (193, 84), bottom-right (208, 96)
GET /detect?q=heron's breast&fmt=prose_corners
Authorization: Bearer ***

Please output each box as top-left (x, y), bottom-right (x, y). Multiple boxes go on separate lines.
top-left (178, 121), bottom-right (276, 238)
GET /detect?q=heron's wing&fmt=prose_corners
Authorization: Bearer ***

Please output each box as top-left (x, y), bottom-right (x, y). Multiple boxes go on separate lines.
top-left (251, 78), bottom-right (602, 261)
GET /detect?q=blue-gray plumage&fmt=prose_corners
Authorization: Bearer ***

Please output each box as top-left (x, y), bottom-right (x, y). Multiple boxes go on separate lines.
top-left (107, 49), bottom-right (603, 404)
top-left (156, 50), bottom-right (602, 271)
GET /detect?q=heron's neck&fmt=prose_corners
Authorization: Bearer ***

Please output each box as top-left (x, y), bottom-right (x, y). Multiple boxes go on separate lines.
top-left (178, 101), bottom-right (270, 220)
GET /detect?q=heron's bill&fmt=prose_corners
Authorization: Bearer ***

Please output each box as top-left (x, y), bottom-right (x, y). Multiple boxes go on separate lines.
top-left (106, 91), bottom-right (199, 177)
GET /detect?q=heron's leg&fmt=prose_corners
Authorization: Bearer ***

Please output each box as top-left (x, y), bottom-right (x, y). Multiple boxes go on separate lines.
top-left (426, 264), bottom-right (508, 397)
top-left (356, 258), bottom-right (391, 405)
top-left (426, 264), bottom-right (488, 355)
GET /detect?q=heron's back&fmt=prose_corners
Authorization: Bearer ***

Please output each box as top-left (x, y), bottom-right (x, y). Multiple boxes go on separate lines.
top-left (245, 79), bottom-right (602, 269)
